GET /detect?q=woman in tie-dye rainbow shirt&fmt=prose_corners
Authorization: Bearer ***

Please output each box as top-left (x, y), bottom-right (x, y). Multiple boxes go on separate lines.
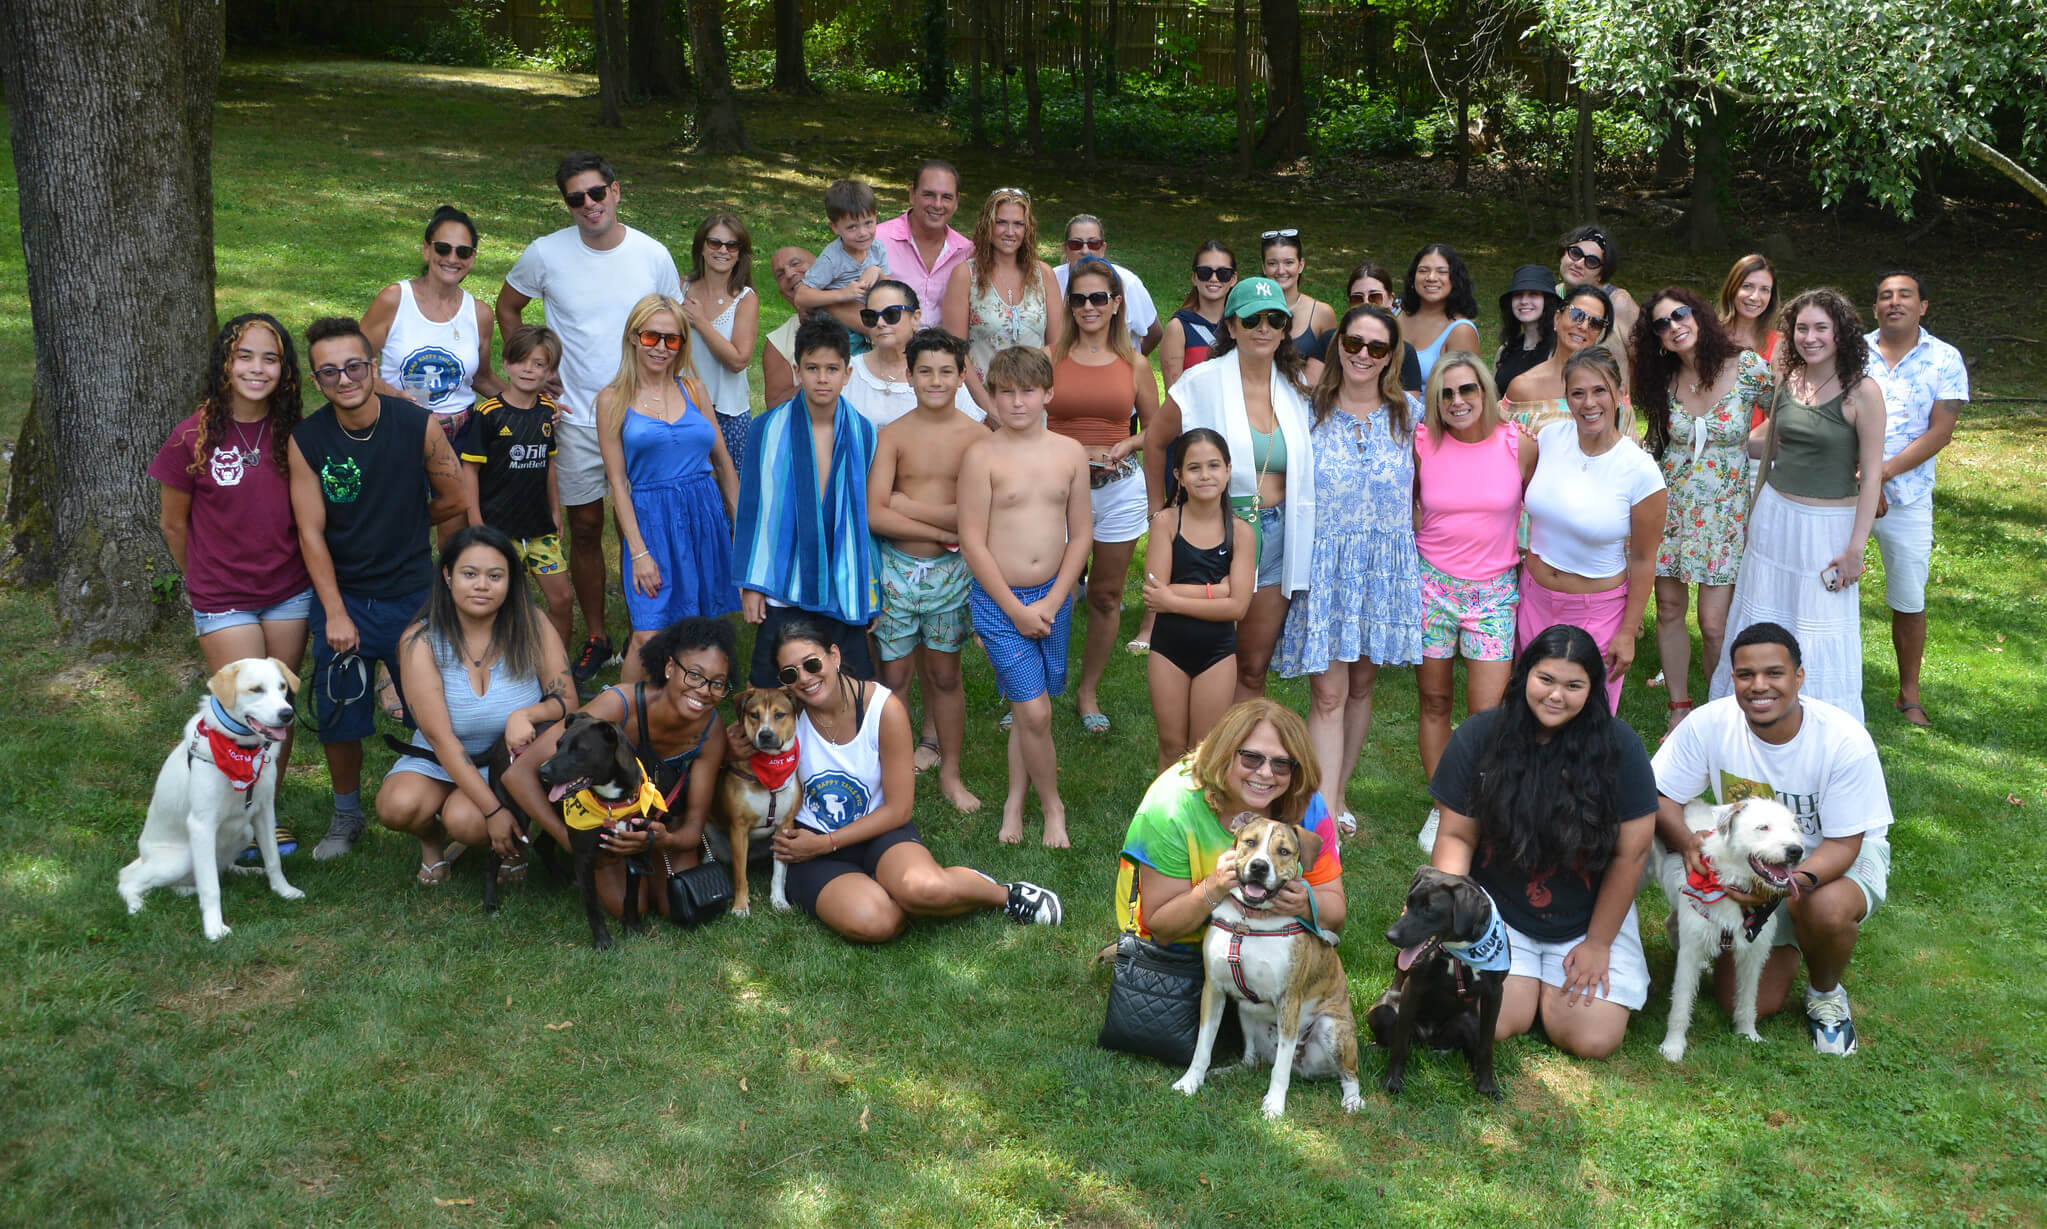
top-left (1115, 699), bottom-right (1346, 948)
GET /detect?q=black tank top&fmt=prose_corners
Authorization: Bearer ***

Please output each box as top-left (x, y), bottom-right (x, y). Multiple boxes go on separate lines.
top-left (1169, 508), bottom-right (1232, 586)
top-left (292, 394), bottom-right (434, 597)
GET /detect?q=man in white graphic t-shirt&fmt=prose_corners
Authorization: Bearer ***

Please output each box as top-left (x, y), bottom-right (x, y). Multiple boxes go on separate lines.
top-left (1650, 621), bottom-right (1893, 1055)
top-left (498, 152), bottom-right (682, 688)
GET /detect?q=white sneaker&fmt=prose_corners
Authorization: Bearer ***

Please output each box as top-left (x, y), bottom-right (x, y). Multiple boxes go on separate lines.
top-left (1416, 807), bottom-right (1441, 855)
top-left (1805, 984), bottom-right (1858, 1055)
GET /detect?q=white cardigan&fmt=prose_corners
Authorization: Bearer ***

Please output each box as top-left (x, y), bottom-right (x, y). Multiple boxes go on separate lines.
top-left (1167, 349), bottom-right (1317, 594)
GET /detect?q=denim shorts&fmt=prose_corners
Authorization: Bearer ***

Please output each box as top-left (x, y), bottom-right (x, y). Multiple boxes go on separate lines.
top-left (1254, 505), bottom-right (1286, 590)
top-left (192, 587), bottom-right (314, 636)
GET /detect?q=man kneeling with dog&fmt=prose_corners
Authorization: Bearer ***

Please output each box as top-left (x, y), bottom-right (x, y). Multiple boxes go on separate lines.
top-left (1651, 622), bottom-right (1894, 1055)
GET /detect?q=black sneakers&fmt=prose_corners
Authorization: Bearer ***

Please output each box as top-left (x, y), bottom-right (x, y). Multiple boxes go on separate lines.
top-left (571, 634), bottom-right (614, 685)
top-left (1003, 880), bottom-right (1064, 926)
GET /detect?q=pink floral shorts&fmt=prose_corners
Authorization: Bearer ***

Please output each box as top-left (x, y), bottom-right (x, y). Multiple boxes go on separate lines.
top-left (1419, 558), bottom-right (1519, 661)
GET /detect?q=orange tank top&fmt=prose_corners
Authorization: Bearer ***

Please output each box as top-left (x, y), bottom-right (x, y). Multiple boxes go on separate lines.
top-left (1049, 355), bottom-right (1136, 448)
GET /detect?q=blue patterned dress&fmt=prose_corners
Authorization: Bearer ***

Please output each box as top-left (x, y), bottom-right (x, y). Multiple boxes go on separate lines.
top-left (1274, 394), bottom-right (1425, 673)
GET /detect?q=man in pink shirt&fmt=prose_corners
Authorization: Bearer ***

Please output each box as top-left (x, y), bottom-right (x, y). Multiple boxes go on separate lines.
top-left (875, 160), bottom-right (971, 318)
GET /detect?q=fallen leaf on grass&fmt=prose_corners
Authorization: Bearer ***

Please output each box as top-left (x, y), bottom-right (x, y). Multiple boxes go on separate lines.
top-left (857, 1105), bottom-right (870, 1132)
top-left (433, 1197), bottom-right (474, 1207)
top-left (739, 1077), bottom-right (748, 1092)
top-left (545, 1021), bottom-right (573, 1031)
top-left (2009, 794), bottom-right (2026, 807)
top-left (505, 995), bottom-right (512, 1007)
top-left (1197, 1174), bottom-right (1210, 1187)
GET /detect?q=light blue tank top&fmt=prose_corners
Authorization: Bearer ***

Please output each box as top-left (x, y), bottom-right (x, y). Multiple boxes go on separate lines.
top-left (1411, 318), bottom-right (1473, 380)
top-left (405, 636), bottom-right (543, 760)
top-left (1250, 423), bottom-right (1287, 475)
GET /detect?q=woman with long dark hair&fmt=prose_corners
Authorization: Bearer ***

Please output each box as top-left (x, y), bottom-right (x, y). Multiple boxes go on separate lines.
top-left (1493, 264), bottom-right (1560, 394)
top-left (1396, 242), bottom-right (1482, 380)
top-left (1159, 240), bottom-right (1238, 390)
top-left (1503, 283), bottom-right (1618, 435)
top-left (1426, 624), bottom-right (1657, 1058)
top-left (1630, 286), bottom-right (1771, 734)
top-left (1717, 253), bottom-right (1781, 362)
top-left (362, 204), bottom-right (500, 446)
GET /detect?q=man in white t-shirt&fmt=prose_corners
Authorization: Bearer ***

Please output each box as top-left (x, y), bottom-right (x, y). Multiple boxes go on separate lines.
top-left (1650, 622), bottom-right (1894, 1056)
top-left (1052, 214), bottom-right (1161, 354)
top-left (497, 152), bottom-right (682, 685)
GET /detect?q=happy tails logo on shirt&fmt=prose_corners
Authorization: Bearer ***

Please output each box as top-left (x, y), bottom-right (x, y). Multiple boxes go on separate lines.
top-left (803, 771), bottom-right (871, 833)
top-left (399, 347), bottom-right (463, 406)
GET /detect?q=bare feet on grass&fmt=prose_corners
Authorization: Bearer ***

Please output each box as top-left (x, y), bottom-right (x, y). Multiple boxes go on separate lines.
top-left (1042, 802), bottom-right (1070, 849)
top-left (941, 773), bottom-right (983, 814)
top-left (998, 795), bottom-right (1025, 844)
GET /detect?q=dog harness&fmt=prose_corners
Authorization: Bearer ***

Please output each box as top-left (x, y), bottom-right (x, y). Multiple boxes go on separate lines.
top-left (187, 696), bottom-right (274, 808)
top-left (1441, 898), bottom-right (1511, 973)
top-left (560, 760), bottom-right (668, 832)
top-left (1683, 855), bottom-right (1784, 941)
top-left (1207, 917), bottom-right (1312, 1004)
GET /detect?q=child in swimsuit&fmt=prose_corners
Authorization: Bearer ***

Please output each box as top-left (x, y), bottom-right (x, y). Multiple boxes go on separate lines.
top-left (1140, 428), bottom-right (1257, 769)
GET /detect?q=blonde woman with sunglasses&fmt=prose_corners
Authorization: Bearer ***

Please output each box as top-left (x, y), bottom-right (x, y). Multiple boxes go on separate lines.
top-left (596, 294), bottom-right (739, 681)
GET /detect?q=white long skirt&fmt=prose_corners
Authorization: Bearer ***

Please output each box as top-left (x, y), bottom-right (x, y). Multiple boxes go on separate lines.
top-left (1708, 485), bottom-right (1865, 722)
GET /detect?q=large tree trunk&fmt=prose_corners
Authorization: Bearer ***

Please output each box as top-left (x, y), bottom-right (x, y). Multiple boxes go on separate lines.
top-left (686, 0), bottom-right (749, 151)
top-left (628, 0), bottom-right (689, 100)
top-left (1020, 0), bottom-right (1043, 152)
top-left (1571, 87), bottom-right (1599, 221)
top-left (591, 0), bottom-right (627, 126)
top-left (772, 0), bottom-right (818, 95)
top-left (2, 0), bottom-right (221, 647)
top-left (1104, 0), bottom-right (1120, 96)
top-left (1234, 0), bottom-right (1253, 176)
top-left (1081, 0), bottom-right (1097, 174)
top-left (919, 0), bottom-right (949, 107)
top-left (1683, 100), bottom-right (1730, 249)
top-left (1253, 0), bottom-right (1308, 164)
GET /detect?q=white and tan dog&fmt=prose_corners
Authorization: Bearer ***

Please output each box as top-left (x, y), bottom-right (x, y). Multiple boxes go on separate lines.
top-left (118, 658), bottom-right (303, 941)
top-left (1657, 797), bottom-right (1806, 1061)
top-left (716, 687), bottom-right (801, 916)
top-left (1172, 818), bottom-right (1362, 1118)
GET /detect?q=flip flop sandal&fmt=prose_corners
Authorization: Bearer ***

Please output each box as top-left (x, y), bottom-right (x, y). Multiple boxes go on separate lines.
top-left (1335, 811), bottom-right (1359, 838)
top-left (1080, 712), bottom-right (1111, 735)
top-left (997, 712), bottom-right (1013, 732)
top-left (1894, 700), bottom-right (1932, 728)
top-left (377, 677), bottom-right (407, 723)
top-left (913, 738), bottom-right (942, 773)
top-left (416, 858), bottom-right (452, 887)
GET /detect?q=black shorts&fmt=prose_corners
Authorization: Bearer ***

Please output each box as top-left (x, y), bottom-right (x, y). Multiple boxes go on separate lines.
top-left (747, 605), bottom-right (875, 689)
top-left (782, 821), bottom-right (923, 917)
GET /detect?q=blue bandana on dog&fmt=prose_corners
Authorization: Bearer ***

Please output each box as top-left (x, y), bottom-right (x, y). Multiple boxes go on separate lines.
top-left (1441, 892), bottom-right (1511, 972)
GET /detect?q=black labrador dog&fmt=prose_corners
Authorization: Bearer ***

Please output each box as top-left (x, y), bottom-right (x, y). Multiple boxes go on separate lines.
top-left (529, 712), bottom-right (665, 950)
top-left (1368, 867), bottom-right (1507, 1100)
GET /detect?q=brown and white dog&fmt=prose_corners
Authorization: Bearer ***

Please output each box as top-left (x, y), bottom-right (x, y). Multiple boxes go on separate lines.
top-left (1172, 819), bottom-right (1362, 1118)
top-left (717, 688), bottom-right (801, 916)
top-left (118, 658), bottom-right (303, 941)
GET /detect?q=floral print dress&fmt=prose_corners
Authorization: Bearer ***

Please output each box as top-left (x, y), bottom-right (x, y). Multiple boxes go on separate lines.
top-left (1655, 351), bottom-right (1771, 585)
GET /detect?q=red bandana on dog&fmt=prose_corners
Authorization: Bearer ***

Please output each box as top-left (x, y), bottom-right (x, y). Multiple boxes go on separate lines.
top-left (1682, 856), bottom-right (1729, 906)
top-left (750, 744), bottom-right (799, 791)
top-left (199, 719), bottom-right (270, 792)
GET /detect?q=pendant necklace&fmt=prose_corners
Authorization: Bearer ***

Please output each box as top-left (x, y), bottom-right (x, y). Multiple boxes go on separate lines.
top-left (230, 417), bottom-right (268, 467)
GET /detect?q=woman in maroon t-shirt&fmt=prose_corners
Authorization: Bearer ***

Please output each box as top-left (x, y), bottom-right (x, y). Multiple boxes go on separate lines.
top-left (149, 313), bottom-right (314, 830)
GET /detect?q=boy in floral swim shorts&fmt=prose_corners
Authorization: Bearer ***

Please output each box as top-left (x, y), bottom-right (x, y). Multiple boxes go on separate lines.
top-left (865, 328), bottom-right (988, 813)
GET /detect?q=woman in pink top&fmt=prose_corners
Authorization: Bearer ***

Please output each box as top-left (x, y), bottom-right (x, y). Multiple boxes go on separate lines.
top-left (1413, 351), bottom-right (1536, 781)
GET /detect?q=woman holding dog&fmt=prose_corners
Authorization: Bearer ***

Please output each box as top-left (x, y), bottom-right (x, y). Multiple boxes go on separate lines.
top-left (1115, 699), bottom-right (1345, 949)
top-left (1426, 624), bottom-right (1657, 1058)
top-left (150, 311), bottom-right (313, 855)
top-left (746, 617), bottom-right (1064, 942)
top-left (377, 526), bottom-right (574, 885)
top-left (499, 617), bottom-right (738, 919)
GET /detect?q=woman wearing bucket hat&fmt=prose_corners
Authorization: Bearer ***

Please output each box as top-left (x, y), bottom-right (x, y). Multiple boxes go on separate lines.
top-left (1151, 276), bottom-right (1316, 702)
top-left (1494, 264), bottom-right (1561, 394)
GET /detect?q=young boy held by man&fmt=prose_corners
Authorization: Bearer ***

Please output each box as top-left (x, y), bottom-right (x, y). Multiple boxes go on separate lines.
top-left (457, 324), bottom-right (574, 645)
top-left (794, 178), bottom-right (888, 347)
top-left (957, 346), bottom-right (1093, 847)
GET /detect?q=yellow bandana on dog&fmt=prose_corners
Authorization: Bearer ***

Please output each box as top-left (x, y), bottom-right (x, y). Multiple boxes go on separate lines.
top-left (561, 769), bottom-right (667, 832)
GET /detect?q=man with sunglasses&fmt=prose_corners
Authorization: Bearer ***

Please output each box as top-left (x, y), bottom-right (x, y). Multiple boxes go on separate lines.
top-left (1052, 214), bottom-right (1162, 354)
top-left (875, 160), bottom-right (972, 320)
top-left (1556, 226), bottom-right (1639, 365)
top-left (498, 152), bottom-right (682, 691)
top-left (288, 317), bottom-right (469, 860)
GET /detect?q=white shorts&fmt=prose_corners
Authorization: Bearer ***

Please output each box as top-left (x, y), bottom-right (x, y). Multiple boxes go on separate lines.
top-left (553, 423), bottom-right (607, 508)
top-left (1654, 828), bottom-right (1888, 951)
top-left (1503, 902), bottom-right (1651, 1010)
top-left (1870, 494), bottom-right (1933, 613)
top-left (1088, 461), bottom-right (1150, 544)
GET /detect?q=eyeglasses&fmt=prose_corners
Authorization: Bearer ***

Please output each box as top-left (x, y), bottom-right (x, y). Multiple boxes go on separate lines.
top-left (1338, 334), bottom-right (1392, 358)
top-left (1442, 381), bottom-right (1482, 401)
top-left (1068, 290), bottom-right (1114, 309)
top-left (858, 304), bottom-right (911, 327)
top-left (311, 358), bottom-right (373, 387)
top-left (1565, 304), bottom-right (1610, 332)
top-left (1563, 243), bottom-right (1605, 270)
top-left (1192, 265), bottom-right (1236, 282)
top-left (1260, 228), bottom-right (1301, 242)
top-left (1235, 748), bottom-right (1298, 777)
top-left (637, 330), bottom-right (682, 351)
top-left (1238, 309), bottom-right (1292, 332)
top-left (776, 655), bottom-right (827, 686)
top-left (1651, 304), bottom-right (1696, 334)
top-left (1348, 290), bottom-right (1391, 306)
top-left (673, 664), bottom-right (732, 697)
top-left (1063, 237), bottom-right (1105, 252)
top-left (563, 183), bottom-right (612, 209)
top-left (703, 236), bottom-right (742, 252)
top-left (429, 241), bottom-right (476, 260)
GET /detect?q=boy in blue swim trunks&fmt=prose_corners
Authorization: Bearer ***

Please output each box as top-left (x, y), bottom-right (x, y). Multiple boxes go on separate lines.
top-left (957, 346), bottom-right (1093, 847)
top-left (867, 328), bottom-right (987, 815)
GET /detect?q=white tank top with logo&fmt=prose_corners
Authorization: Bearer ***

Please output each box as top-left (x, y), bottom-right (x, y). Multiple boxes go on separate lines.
top-left (378, 279), bottom-right (479, 420)
top-left (793, 681), bottom-right (892, 834)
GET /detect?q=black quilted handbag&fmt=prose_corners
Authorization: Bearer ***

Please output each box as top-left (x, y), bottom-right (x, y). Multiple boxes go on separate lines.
top-left (1098, 932), bottom-right (1208, 1065)
top-left (662, 838), bottom-right (734, 928)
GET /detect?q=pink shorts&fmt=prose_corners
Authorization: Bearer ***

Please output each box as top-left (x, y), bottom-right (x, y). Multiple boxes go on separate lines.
top-left (1516, 566), bottom-right (1629, 715)
top-left (1419, 559), bottom-right (1519, 661)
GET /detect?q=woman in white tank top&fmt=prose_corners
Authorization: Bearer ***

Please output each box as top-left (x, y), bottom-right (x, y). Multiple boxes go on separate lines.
top-left (678, 212), bottom-right (761, 475)
top-left (363, 204), bottom-right (502, 443)
top-left (736, 616), bottom-right (1065, 939)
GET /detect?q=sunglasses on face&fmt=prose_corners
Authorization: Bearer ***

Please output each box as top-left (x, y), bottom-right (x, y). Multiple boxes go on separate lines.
top-left (1063, 237), bottom-right (1106, 252)
top-left (1338, 334), bottom-right (1393, 358)
top-left (1348, 289), bottom-right (1391, 306)
top-left (1239, 309), bottom-right (1292, 332)
top-left (776, 655), bottom-right (828, 686)
top-left (1651, 304), bottom-right (1697, 334)
top-left (1260, 228), bottom-right (1301, 241)
top-left (1235, 748), bottom-right (1298, 777)
top-left (1442, 381), bottom-right (1482, 401)
top-left (563, 183), bottom-right (612, 209)
top-left (1192, 265), bottom-right (1236, 282)
top-left (312, 358), bottom-right (373, 387)
top-left (1565, 304), bottom-right (1610, 332)
top-left (1068, 290), bottom-right (1114, 309)
top-left (858, 304), bottom-right (911, 327)
top-left (703, 236), bottom-right (742, 252)
top-left (1564, 243), bottom-right (1605, 270)
top-left (429, 240), bottom-right (476, 260)
top-left (673, 664), bottom-right (732, 697)
top-left (637, 330), bottom-right (682, 351)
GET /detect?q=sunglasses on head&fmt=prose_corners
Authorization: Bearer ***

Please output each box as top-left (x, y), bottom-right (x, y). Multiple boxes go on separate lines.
top-left (703, 236), bottom-right (742, 252)
top-left (1348, 289), bottom-right (1390, 306)
top-left (1239, 309), bottom-right (1292, 332)
top-left (991, 186), bottom-right (1031, 201)
top-left (429, 240), bottom-right (475, 260)
top-left (1068, 290), bottom-right (1114, 309)
top-left (1193, 265), bottom-right (1236, 282)
top-left (638, 330), bottom-right (682, 351)
top-left (1260, 228), bottom-right (1301, 242)
top-left (776, 655), bottom-right (827, 686)
top-left (311, 358), bottom-right (373, 387)
top-left (1651, 303), bottom-right (1696, 334)
top-left (858, 304), bottom-right (911, 327)
top-left (563, 182), bottom-right (612, 209)
top-left (1565, 304), bottom-right (1610, 332)
top-left (1063, 237), bottom-right (1105, 252)
top-left (1442, 381), bottom-right (1482, 401)
top-left (1338, 334), bottom-right (1393, 358)
top-left (1564, 243), bottom-right (1605, 270)
top-left (1235, 747), bottom-right (1298, 777)
top-left (673, 663), bottom-right (732, 697)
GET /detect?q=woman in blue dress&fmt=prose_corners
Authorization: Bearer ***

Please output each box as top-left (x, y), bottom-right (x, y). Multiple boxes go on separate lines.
top-left (1274, 304), bottom-right (1424, 837)
top-left (598, 294), bottom-right (740, 683)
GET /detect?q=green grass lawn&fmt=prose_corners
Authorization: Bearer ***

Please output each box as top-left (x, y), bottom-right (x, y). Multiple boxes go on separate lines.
top-left (3, 58), bottom-right (2046, 1227)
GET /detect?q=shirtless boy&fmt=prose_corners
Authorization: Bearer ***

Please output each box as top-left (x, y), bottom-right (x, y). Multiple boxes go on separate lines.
top-left (867, 329), bottom-right (987, 814)
top-left (957, 346), bottom-right (1093, 846)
